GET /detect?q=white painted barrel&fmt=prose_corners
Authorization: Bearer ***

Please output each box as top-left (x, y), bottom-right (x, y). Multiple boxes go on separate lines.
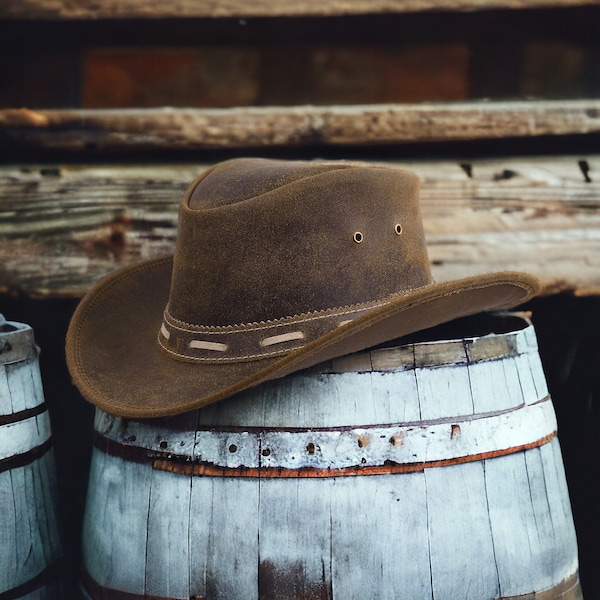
top-left (0, 316), bottom-right (62, 599)
top-left (82, 313), bottom-right (582, 600)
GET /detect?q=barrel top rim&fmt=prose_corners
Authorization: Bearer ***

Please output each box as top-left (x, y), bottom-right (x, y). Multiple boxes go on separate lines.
top-left (0, 320), bottom-right (37, 365)
top-left (319, 312), bottom-right (533, 374)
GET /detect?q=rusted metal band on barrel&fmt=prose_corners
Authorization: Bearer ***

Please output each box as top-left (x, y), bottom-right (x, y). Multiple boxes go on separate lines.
top-left (0, 403), bottom-right (53, 473)
top-left (153, 431), bottom-right (557, 478)
top-left (94, 430), bottom-right (557, 478)
top-left (80, 568), bottom-right (580, 600)
top-left (0, 561), bottom-right (62, 600)
top-left (93, 396), bottom-right (558, 477)
top-left (0, 402), bottom-right (47, 426)
top-left (0, 437), bottom-right (53, 473)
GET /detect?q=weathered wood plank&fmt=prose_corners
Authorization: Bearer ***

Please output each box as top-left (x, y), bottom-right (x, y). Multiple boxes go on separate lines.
top-left (145, 467), bottom-right (191, 599)
top-left (486, 450), bottom-right (553, 596)
top-left (329, 473), bottom-right (432, 598)
top-left (0, 365), bottom-right (12, 415)
top-left (0, 415), bottom-right (51, 461)
top-left (12, 466), bottom-right (48, 588)
top-left (484, 441), bottom-right (579, 596)
top-left (81, 319), bottom-right (581, 599)
top-left (0, 163), bottom-right (192, 298)
top-left (82, 451), bottom-right (152, 593)
top-left (542, 439), bottom-right (581, 582)
top-left (0, 321), bottom-right (62, 597)
top-left (0, 0), bottom-right (597, 19)
top-left (35, 452), bottom-right (62, 567)
top-left (258, 478), bottom-right (333, 599)
top-left (518, 325), bottom-right (551, 401)
top-left (1, 101), bottom-right (599, 153)
top-left (425, 460), bottom-right (500, 598)
top-left (368, 370), bottom-right (422, 424)
top-left (0, 470), bottom-right (18, 591)
top-left (4, 358), bottom-right (45, 412)
top-left (513, 353), bottom-right (542, 406)
top-left (468, 356), bottom-right (518, 413)
top-left (414, 363), bottom-right (474, 420)
top-left (189, 477), bottom-right (260, 599)
top-left (196, 368), bottom-right (423, 428)
top-left (1, 155), bottom-right (599, 298)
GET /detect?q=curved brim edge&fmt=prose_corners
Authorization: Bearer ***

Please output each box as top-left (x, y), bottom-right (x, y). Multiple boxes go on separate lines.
top-left (66, 257), bottom-right (540, 418)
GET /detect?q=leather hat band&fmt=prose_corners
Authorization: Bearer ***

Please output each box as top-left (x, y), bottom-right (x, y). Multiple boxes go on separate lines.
top-left (159, 293), bottom-right (401, 364)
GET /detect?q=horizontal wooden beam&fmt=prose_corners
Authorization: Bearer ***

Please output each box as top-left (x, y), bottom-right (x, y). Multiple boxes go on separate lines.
top-left (1, 0), bottom-right (597, 19)
top-left (1, 101), bottom-right (599, 155)
top-left (1, 156), bottom-right (598, 299)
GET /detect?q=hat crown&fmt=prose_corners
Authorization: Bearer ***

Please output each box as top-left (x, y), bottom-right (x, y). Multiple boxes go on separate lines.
top-left (66, 157), bottom-right (538, 416)
top-left (160, 159), bottom-right (433, 363)
top-left (168, 159), bottom-right (431, 328)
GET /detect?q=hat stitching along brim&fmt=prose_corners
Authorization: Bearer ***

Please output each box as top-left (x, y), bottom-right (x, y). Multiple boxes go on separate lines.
top-left (158, 287), bottom-right (417, 363)
top-left (66, 254), bottom-right (539, 418)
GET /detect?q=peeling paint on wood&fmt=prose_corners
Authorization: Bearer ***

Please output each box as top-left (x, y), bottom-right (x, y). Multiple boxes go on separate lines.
top-left (102, 401), bottom-right (559, 475)
top-left (81, 314), bottom-right (581, 599)
top-left (0, 319), bottom-right (62, 598)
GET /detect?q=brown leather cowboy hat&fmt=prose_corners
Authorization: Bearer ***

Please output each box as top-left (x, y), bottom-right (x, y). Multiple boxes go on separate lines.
top-left (66, 158), bottom-right (540, 418)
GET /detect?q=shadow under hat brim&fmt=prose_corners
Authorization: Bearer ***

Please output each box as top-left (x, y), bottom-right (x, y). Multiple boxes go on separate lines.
top-left (66, 256), bottom-right (540, 418)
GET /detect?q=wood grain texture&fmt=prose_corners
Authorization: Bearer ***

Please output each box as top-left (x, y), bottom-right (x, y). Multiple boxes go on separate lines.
top-left (425, 460), bottom-right (500, 598)
top-left (1, 156), bottom-right (598, 298)
top-left (94, 316), bottom-right (534, 431)
top-left (145, 467), bottom-right (191, 598)
top-left (1, 101), bottom-right (599, 153)
top-left (81, 320), bottom-right (580, 599)
top-left (102, 401), bottom-right (559, 474)
top-left (0, 0), bottom-right (597, 19)
top-left (329, 472), bottom-right (432, 598)
top-left (484, 445), bottom-right (578, 597)
top-left (257, 477), bottom-right (332, 599)
top-left (0, 323), bottom-right (62, 597)
top-left (92, 318), bottom-right (559, 475)
top-left (0, 358), bottom-right (45, 414)
top-left (190, 476), bottom-right (259, 599)
top-left (0, 412), bottom-right (51, 462)
top-left (0, 469), bottom-right (18, 588)
top-left (82, 450), bottom-right (152, 593)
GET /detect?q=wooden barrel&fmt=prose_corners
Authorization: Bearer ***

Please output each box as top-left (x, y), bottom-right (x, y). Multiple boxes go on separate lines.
top-left (0, 316), bottom-right (62, 599)
top-left (82, 313), bottom-right (582, 600)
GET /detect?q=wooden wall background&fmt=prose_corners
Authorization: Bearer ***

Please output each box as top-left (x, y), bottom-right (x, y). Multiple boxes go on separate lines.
top-left (2, 3), bottom-right (600, 110)
top-left (0, 1), bottom-right (599, 598)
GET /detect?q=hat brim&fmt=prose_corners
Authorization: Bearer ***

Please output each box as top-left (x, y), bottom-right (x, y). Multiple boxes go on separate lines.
top-left (66, 256), bottom-right (539, 418)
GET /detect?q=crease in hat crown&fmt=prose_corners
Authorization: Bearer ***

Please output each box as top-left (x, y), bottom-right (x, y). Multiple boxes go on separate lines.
top-left (65, 157), bottom-right (540, 418)
top-left (158, 158), bottom-right (431, 364)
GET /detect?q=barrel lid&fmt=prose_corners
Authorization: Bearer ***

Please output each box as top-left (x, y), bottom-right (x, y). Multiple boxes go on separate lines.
top-left (0, 314), bottom-right (37, 365)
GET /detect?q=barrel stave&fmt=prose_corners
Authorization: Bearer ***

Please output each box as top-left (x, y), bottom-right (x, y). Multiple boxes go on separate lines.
top-left (81, 314), bottom-right (582, 599)
top-left (0, 318), bottom-right (62, 599)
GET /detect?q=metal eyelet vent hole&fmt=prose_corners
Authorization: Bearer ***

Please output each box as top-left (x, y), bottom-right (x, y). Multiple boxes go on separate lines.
top-left (353, 231), bottom-right (364, 244)
top-left (394, 223), bottom-right (403, 235)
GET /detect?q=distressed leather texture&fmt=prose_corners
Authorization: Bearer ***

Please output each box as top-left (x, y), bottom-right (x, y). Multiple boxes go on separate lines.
top-left (66, 158), bottom-right (540, 417)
